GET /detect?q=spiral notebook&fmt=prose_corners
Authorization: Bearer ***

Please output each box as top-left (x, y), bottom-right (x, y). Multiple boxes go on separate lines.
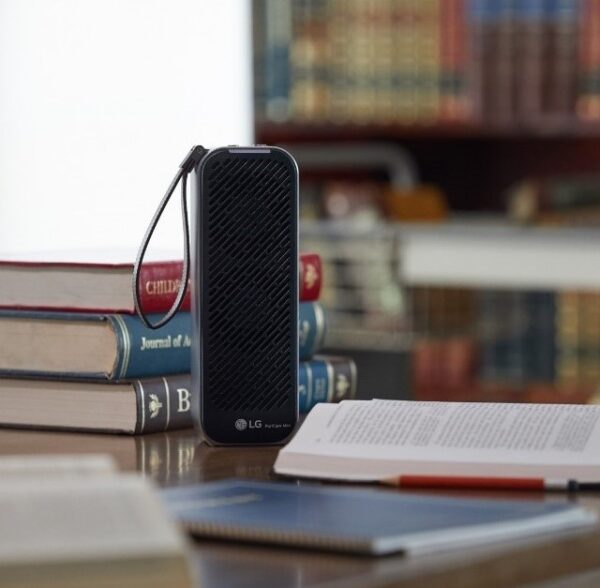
top-left (162, 479), bottom-right (596, 556)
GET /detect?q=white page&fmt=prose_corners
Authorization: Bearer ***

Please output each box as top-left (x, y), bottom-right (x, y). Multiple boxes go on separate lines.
top-left (276, 401), bottom-right (600, 480)
top-left (0, 454), bottom-right (117, 479)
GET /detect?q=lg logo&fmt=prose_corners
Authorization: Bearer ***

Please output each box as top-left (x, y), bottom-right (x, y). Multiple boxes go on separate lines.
top-left (234, 418), bottom-right (262, 431)
top-left (234, 419), bottom-right (248, 431)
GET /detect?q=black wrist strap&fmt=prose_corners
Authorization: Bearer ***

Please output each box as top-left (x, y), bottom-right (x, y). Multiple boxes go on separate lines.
top-left (133, 145), bottom-right (208, 329)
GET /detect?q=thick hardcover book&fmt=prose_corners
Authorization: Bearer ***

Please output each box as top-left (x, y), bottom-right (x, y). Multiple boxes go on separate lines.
top-left (163, 479), bottom-right (595, 556)
top-left (299, 301), bottom-right (327, 360)
top-left (0, 250), bottom-right (322, 313)
top-left (0, 303), bottom-right (326, 380)
top-left (0, 310), bottom-right (191, 380)
top-left (0, 249), bottom-right (189, 314)
top-left (299, 356), bottom-right (357, 413)
top-left (0, 375), bottom-right (194, 435)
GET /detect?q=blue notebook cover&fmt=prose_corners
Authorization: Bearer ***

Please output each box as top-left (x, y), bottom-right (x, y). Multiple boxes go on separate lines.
top-left (162, 480), bottom-right (596, 555)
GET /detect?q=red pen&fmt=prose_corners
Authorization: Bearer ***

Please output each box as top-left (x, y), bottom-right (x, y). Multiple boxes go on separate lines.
top-left (381, 475), bottom-right (600, 492)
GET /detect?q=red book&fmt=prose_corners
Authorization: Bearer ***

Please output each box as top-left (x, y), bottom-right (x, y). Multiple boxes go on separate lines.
top-left (299, 252), bottom-right (322, 302)
top-left (0, 250), bottom-right (322, 314)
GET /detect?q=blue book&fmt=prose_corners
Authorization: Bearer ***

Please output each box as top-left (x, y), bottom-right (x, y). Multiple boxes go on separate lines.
top-left (163, 479), bottom-right (595, 555)
top-left (298, 356), bottom-right (356, 413)
top-left (0, 310), bottom-right (191, 380)
top-left (0, 302), bottom-right (326, 380)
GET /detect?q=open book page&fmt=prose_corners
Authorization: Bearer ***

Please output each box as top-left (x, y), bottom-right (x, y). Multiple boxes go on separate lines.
top-left (275, 400), bottom-right (600, 481)
top-left (0, 474), bottom-right (185, 565)
top-left (0, 454), bottom-right (117, 479)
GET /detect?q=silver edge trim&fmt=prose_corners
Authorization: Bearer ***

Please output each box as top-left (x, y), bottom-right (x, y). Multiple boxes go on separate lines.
top-left (138, 381), bottom-right (146, 433)
top-left (163, 377), bottom-right (170, 431)
top-left (112, 315), bottom-right (131, 380)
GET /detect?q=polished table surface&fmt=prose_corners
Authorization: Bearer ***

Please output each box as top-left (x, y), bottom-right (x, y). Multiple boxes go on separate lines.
top-left (3, 427), bottom-right (600, 588)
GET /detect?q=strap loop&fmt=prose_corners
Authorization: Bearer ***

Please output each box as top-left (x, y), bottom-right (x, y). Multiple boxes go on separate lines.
top-left (133, 146), bottom-right (207, 329)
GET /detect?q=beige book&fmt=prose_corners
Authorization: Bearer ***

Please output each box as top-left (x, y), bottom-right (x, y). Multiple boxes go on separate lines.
top-left (0, 456), bottom-right (192, 588)
top-left (275, 400), bottom-right (600, 483)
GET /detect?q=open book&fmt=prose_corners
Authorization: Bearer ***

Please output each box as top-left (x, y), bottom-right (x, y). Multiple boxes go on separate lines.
top-left (274, 400), bottom-right (600, 489)
top-left (0, 454), bottom-right (192, 588)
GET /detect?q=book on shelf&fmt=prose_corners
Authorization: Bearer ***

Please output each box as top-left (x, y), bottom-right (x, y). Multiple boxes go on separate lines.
top-left (0, 250), bottom-right (322, 313)
top-left (0, 356), bottom-right (355, 435)
top-left (507, 175), bottom-right (600, 225)
top-left (546, 0), bottom-right (578, 118)
top-left (0, 455), bottom-right (192, 588)
top-left (409, 282), bottom-right (600, 401)
top-left (163, 478), bottom-right (595, 556)
top-left (254, 0), bottom-right (594, 126)
top-left (440, 0), bottom-right (470, 120)
top-left (274, 399), bottom-right (600, 488)
top-left (0, 302), bottom-right (327, 380)
top-left (578, 0), bottom-right (600, 120)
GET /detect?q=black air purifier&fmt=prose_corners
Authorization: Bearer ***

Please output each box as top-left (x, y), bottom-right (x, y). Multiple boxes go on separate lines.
top-left (190, 146), bottom-right (299, 445)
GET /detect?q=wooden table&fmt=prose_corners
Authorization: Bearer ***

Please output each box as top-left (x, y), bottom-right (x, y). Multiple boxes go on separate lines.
top-left (3, 427), bottom-right (600, 588)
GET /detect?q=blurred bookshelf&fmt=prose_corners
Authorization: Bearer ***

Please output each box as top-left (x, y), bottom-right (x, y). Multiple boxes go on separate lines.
top-left (253, 0), bottom-right (600, 404)
top-left (254, 0), bottom-right (600, 129)
top-left (258, 121), bottom-right (600, 142)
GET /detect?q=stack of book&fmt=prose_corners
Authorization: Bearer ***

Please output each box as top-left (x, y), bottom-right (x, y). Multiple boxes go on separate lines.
top-left (0, 250), bottom-right (354, 434)
top-left (296, 254), bottom-right (358, 413)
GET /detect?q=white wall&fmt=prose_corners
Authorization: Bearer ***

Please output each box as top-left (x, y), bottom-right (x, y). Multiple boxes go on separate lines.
top-left (0, 0), bottom-right (253, 253)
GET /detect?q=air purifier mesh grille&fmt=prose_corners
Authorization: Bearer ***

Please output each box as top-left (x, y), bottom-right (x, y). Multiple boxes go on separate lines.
top-left (203, 154), bottom-right (296, 412)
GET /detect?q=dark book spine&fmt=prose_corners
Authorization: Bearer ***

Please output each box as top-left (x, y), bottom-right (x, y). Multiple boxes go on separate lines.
top-left (525, 291), bottom-right (556, 383)
top-left (479, 290), bottom-right (528, 384)
top-left (265, 0), bottom-right (292, 122)
top-left (514, 0), bottom-right (546, 121)
top-left (468, 0), bottom-right (492, 121)
top-left (298, 356), bottom-right (357, 413)
top-left (470, 0), bottom-right (517, 123)
top-left (253, 0), bottom-right (268, 121)
top-left (133, 374), bottom-right (194, 434)
top-left (545, 0), bottom-right (578, 118)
